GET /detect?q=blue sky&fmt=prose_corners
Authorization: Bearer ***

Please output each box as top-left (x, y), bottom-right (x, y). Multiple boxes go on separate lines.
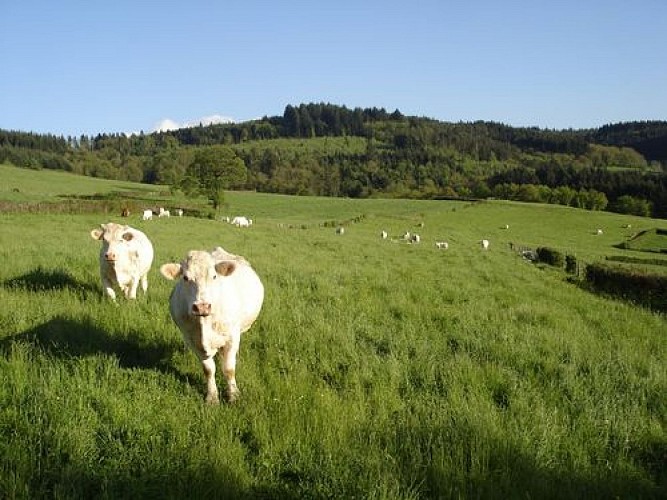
top-left (1, 0), bottom-right (665, 137)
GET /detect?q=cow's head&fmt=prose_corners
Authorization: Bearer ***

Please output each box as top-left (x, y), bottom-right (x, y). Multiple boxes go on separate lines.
top-left (90, 223), bottom-right (134, 262)
top-left (161, 250), bottom-right (237, 317)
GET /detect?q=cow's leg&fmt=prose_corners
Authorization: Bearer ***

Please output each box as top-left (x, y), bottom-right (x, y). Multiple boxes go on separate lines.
top-left (100, 274), bottom-right (117, 300)
top-left (127, 277), bottom-right (139, 299)
top-left (140, 273), bottom-right (149, 295)
top-left (222, 335), bottom-right (240, 403)
top-left (202, 357), bottom-right (220, 404)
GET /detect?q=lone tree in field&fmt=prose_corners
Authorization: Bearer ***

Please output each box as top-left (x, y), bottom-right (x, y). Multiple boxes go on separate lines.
top-left (183, 146), bottom-right (247, 210)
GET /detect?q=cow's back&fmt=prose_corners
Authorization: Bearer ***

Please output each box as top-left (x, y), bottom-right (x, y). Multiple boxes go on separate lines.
top-left (205, 261), bottom-right (263, 334)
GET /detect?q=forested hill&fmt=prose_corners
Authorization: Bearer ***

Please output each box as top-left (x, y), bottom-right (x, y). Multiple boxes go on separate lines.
top-left (1, 103), bottom-right (666, 217)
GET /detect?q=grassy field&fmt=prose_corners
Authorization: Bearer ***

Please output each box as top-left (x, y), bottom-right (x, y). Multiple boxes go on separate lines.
top-left (0, 164), bottom-right (665, 498)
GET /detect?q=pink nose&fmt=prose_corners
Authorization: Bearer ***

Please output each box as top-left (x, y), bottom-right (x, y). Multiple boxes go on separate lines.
top-left (105, 252), bottom-right (116, 261)
top-left (192, 302), bottom-right (211, 316)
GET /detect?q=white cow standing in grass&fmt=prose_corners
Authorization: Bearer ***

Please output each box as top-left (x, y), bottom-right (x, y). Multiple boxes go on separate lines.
top-left (481, 239), bottom-right (490, 250)
top-left (160, 247), bottom-right (264, 404)
top-left (231, 216), bottom-right (251, 227)
top-left (142, 209), bottom-right (153, 221)
top-left (90, 222), bottom-right (154, 300)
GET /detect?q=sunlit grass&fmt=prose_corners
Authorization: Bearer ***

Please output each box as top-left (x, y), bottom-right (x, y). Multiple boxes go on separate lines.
top-left (0, 176), bottom-right (665, 498)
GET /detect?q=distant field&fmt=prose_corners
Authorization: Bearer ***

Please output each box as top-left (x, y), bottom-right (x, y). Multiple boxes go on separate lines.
top-left (622, 228), bottom-right (667, 253)
top-left (0, 164), bottom-right (665, 498)
top-left (0, 163), bottom-right (164, 202)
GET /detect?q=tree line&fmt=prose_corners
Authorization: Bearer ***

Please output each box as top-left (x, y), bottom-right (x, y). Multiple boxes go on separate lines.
top-left (1, 103), bottom-right (666, 217)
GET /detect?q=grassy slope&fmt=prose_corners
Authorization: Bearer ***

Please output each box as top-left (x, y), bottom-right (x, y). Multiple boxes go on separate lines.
top-left (0, 165), bottom-right (665, 499)
top-left (0, 163), bottom-right (163, 202)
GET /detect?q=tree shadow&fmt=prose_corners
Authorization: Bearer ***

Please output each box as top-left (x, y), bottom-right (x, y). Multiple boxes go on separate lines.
top-left (3, 266), bottom-right (98, 295)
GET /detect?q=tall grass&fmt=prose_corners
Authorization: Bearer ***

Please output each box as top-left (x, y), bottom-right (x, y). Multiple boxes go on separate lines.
top-left (0, 186), bottom-right (665, 498)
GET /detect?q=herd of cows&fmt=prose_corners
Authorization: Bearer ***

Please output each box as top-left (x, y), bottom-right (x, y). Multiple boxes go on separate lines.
top-left (90, 221), bottom-right (263, 404)
top-left (90, 209), bottom-right (494, 404)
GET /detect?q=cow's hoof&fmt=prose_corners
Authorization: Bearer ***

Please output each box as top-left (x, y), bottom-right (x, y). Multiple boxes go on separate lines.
top-left (226, 390), bottom-right (239, 404)
top-left (205, 393), bottom-right (220, 405)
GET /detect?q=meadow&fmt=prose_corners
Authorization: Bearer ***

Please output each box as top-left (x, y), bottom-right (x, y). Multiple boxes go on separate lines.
top-left (0, 164), bottom-right (665, 498)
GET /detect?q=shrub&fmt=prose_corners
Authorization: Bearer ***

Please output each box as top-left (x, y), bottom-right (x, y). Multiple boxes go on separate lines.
top-left (536, 247), bottom-right (565, 268)
top-left (585, 262), bottom-right (667, 312)
top-left (565, 254), bottom-right (578, 274)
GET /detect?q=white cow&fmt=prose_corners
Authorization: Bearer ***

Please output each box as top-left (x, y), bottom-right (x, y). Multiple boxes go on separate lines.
top-left (336, 227), bottom-right (345, 235)
top-left (158, 208), bottom-right (170, 218)
top-left (380, 230), bottom-right (388, 239)
top-left (481, 239), bottom-right (490, 250)
top-left (176, 208), bottom-right (184, 217)
top-left (410, 234), bottom-right (421, 244)
top-left (160, 247), bottom-right (264, 404)
top-left (435, 241), bottom-right (449, 249)
top-left (142, 209), bottom-right (153, 221)
top-left (90, 222), bottom-right (154, 300)
top-left (596, 228), bottom-right (603, 235)
top-left (231, 216), bottom-right (250, 227)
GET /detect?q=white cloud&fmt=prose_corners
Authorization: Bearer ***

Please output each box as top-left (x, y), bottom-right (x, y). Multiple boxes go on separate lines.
top-left (152, 114), bottom-right (235, 132)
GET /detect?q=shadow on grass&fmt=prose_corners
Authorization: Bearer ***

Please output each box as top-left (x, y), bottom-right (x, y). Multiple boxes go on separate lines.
top-left (14, 458), bottom-right (300, 500)
top-left (0, 316), bottom-right (308, 499)
top-left (0, 315), bottom-right (199, 388)
top-left (3, 266), bottom-right (98, 295)
top-left (389, 421), bottom-right (665, 500)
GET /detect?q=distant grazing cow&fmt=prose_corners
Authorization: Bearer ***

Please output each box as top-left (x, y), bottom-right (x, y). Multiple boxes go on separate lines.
top-left (336, 227), bottom-right (345, 235)
top-left (481, 239), bottom-right (490, 250)
top-left (158, 208), bottom-right (170, 218)
top-left (231, 216), bottom-right (251, 227)
top-left (410, 234), bottom-right (421, 244)
top-left (402, 231), bottom-right (411, 241)
top-left (90, 222), bottom-right (154, 300)
top-left (176, 208), bottom-right (184, 217)
top-left (121, 208), bottom-right (130, 217)
top-left (624, 224), bottom-right (632, 229)
top-left (503, 224), bottom-right (509, 229)
top-left (160, 247), bottom-right (264, 404)
top-left (142, 209), bottom-right (153, 221)
top-left (596, 228), bottom-right (603, 235)
top-left (435, 241), bottom-right (449, 249)
top-left (380, 230), bottom-right (388, 239)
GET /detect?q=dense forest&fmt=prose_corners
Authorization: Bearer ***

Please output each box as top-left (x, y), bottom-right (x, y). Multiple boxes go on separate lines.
top-left (1, 103), bottom-right (666, 217)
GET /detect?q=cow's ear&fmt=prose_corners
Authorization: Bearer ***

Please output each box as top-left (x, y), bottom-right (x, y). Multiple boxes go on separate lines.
top-left (160, 263), bottom-right (182, 280)
top-left (122, 232), bottom-right (134, 242)
top-left (215, 261), bottom-right (236, 277)
top-left (90, 228), bottom-right (104, 240)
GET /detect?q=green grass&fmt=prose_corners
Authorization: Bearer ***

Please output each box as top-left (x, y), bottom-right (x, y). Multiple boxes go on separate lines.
top-left (621, 228), bottom-right (667, 254)
top-left (0, 163), bottom-right (165, 203)
top-left (0, 165), bottom-right (666, 499)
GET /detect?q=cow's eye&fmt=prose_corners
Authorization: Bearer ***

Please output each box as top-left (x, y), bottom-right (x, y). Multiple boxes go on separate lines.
top-left (183, 275), bottom-right (190, 282)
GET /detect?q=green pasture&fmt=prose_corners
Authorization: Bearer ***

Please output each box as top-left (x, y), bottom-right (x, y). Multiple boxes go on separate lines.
top-left (622, 229), bottom-right (667, 254)
top-left (0, 163), bottom-right (163, 203)
top-left (0, 164), bottom-right (665, 498)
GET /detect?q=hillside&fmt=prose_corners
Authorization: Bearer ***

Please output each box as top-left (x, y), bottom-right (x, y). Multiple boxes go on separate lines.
top-left (1, 103), bottom-right (666, 217)
top-left (0, 169), bottom-right (665, 498)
